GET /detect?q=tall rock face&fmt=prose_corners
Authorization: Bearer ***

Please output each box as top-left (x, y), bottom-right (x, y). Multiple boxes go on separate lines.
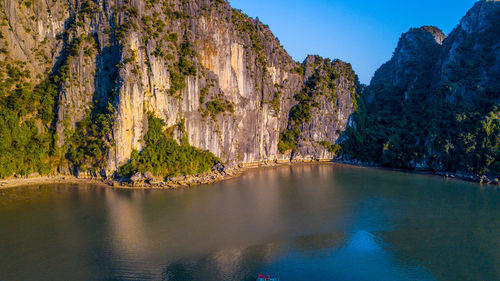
top-left (436, 0), bottom-right (500, 103)
top-left (281, 55), bottom-right (358, 160)
top-left (342, 0), bottom-right (500, 179)
top-left (371, 26), bottom-right (445, 91)
top-left (0, 0), bottom-right (359, 178)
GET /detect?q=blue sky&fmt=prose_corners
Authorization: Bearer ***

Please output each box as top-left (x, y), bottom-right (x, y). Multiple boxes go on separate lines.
top-left (228, 0), bottom-right (477, 84)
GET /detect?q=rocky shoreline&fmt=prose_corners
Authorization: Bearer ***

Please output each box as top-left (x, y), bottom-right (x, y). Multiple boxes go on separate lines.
top-left (0, 160), bottom-right (333, 190)
top-left (335, 160), bottom-right (500, 185)
top-left (0, 167), bottom-right (238, 190)
top-left (1, 159), bottom-right (498, 190)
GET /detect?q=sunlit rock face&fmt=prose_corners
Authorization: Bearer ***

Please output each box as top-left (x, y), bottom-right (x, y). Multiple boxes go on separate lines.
top-left (293, 56), bottom-right (358, 161)
top-left (0, 0), bottom-right (358, 173)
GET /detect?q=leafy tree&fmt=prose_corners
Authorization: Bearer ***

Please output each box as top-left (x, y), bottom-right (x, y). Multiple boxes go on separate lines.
top-left (119, 114), bottom-right (221, 178)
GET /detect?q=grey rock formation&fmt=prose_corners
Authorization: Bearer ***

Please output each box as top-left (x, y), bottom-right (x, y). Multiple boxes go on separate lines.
top-left (436, 0), bottom-right (500, 102)
top-left (0, 0), bottom-right (358, 175)
top-left (292, 55), bottom-right (357, 160)
top-left (371, 26), bottom-right (445, 90)
top-left (368, 0), bottom-right (500, 131)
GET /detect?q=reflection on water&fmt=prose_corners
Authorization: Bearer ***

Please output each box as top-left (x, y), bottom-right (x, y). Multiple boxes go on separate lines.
top-left (346, 230), bottom-right (381, 251)
top-left (0, 164), bottom-right (499, 280)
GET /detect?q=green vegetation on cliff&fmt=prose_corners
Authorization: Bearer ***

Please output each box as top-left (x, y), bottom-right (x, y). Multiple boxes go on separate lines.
top-left (119, 114), bottom-right (220, 178)
top-left (340, 11), bottom-right (500, 179)
top-left (279, 56), bottom-right (356, 154)
top-left (341, 85), bottom-right (499, 177)
top-left (65, 103), bottom-right (114, 173)
top-left (0, 57), bottom-right (64, 177)
top-left (232, 9), bottom-right (268, 67)
top-left (168, 37), bottom-right (197, 96)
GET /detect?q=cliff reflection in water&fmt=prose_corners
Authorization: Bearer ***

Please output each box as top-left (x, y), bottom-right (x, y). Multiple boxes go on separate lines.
top-left (0, 164), bottom-right (499, 281)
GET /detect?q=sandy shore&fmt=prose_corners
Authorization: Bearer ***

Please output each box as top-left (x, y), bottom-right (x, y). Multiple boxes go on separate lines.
top-left (0, 176), bottom-right (113, 190)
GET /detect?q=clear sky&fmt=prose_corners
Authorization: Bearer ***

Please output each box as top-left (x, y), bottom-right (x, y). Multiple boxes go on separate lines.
top-left (228, 0), bottom-right (477, 84)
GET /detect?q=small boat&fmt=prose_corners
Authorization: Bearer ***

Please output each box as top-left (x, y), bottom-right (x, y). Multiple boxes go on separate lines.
top-left (256, 274), bottom-right (279, 281)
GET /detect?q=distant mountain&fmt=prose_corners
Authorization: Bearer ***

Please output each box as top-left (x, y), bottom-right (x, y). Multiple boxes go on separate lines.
top-left (341, 0), bottom-right (500, 181)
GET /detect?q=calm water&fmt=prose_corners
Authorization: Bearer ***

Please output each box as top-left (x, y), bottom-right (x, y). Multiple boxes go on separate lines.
top-left (0, 164), bottom-right (499, 281)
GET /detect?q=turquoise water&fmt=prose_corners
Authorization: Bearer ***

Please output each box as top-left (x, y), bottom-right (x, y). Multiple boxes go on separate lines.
top-left (0, 164), bottom-right (499, 280)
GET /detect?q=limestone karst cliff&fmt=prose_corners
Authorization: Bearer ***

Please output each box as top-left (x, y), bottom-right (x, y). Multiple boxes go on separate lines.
top-left (341, 0), bottom-right (500, 180)
top-left (0, 0), bottom-right (359, 178)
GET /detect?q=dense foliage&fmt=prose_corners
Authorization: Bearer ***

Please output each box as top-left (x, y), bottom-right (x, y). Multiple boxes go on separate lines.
top-left (0, 60), bottom-right (60, 177)
top-left (65, 103), bottom-right (114, 173)
top-left (341, 84), bottom-right (499, 177)
top-left (0, 1), bottom-right (106, 178)
top-left (119, 114), bottom-right (220, 178)
top-left (340, 25), bottom-right (500, 177)
top-left (342, 16), bottom-right (500, 177)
